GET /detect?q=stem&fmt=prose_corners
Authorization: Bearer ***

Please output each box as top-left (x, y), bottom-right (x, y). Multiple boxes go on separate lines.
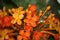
top-left (41, 31), bottom-right (55, 36)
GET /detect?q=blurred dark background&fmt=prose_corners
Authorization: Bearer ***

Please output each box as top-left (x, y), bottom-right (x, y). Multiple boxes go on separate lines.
top-left (0, 0), bottom-right (60, 20)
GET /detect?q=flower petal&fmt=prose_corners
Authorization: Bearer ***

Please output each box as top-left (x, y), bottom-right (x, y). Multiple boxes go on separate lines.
top-left (17, 20), bottom-right (22, 25)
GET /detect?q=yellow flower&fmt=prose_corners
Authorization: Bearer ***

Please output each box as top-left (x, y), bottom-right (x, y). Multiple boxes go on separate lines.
top-left (10, 7), bottom-right (25, 25)
top-left (0, 29), bottom-right (8, 40)
top-left (0, 6), bottom-right (7, 17)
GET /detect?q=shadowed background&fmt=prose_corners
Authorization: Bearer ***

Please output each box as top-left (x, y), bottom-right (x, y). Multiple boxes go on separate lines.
top-left (0, 0), bottom-right (60, 20)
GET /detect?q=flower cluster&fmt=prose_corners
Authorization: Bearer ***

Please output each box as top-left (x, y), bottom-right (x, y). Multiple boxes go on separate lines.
top-left (0, 4), bottom-right (60, 40)
top-left (24, 5), bottom-right (39, 27)
top-left (0, 15), bottom-right (12, 28)
top-left (9, 7), bottom-right (25, 25)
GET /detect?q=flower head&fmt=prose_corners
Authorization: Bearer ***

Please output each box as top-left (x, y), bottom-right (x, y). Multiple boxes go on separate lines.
top-left (33, 31), bottom-right (44, 40)
top-left (24, 25), bottom-right (33, 32)
top-left (0, 15), bottom-right (12, 28)
top-left (17, 30), bottom-right (30, 40)
top-left (24, 15), bottom-right (39, 27)
top-left (26, 4), bottom-right (37, 16)
top-left (9, 7), bottom-right (25, 25)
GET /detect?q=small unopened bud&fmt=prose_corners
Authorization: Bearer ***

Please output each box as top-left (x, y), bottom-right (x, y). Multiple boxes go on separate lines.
top-left (39, 10), bottom-right (43, 17)
top-left (28, 4), bottom-right (31, 7)
top-left (46, 6), bottom-right (51, 11)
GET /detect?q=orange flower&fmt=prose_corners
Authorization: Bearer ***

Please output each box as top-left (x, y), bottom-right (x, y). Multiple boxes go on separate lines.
top-left (33, 31), bottom-right (44, 40)
top-left (24, 4), bottom-right (39, 27)
top-left (24, 15), bottom-right (39, 27)
top-left (0, 15), bottom-right (12, 28)
top-left (54, 34), bottom-right (60, 40)
top-left (19, 30), bottom-right (30, 37)
top-left (17, 35), bottom-right (22, 40)
top-left (24, 25), bottom-right (33, 32)
top-left (0, 29), bottom-right (9, 40)
top-left (26, 4), bottom-right (37, 16)
top-left (18, 30), bottom-right (30, 40)
top-left (17, 35), bottom-right (30, 40)
top-left (0, 6), bottom-right (7, 17)
top-left (8, 37), bottom-right (15, 40)
top-left (28, 4), bottom-right (37, 12)
top-left (19, 30), bottom-right (24, 35)
top-left (0, 16), bottom-right (3, 25)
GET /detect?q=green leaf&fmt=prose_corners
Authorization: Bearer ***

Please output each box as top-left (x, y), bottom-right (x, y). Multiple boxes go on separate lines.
top-left (12, 0), bottom-right (46, 10)
top-left (0, 0), bottom-right (17, 10)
